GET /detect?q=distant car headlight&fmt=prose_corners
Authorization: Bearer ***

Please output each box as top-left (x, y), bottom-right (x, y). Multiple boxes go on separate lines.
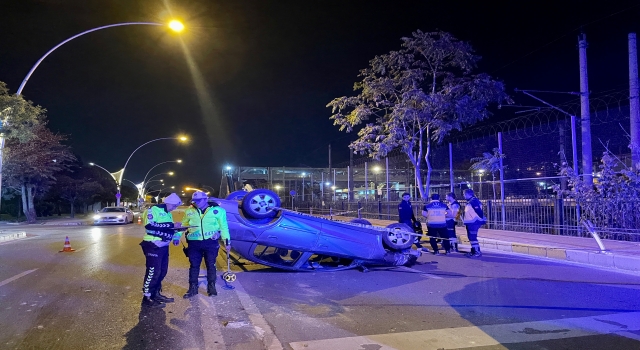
top-left (93, 215), bottom-right (101, 220)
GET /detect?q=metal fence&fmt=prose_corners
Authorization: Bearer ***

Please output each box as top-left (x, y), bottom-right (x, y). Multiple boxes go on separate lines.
top-left (289, 197), bottom-right (640, 242)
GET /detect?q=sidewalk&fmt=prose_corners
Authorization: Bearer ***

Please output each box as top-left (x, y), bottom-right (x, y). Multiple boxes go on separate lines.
top-left (0, 215), bottom-right (92, 226)
top-left (330, 216), bottom-right (640, 273)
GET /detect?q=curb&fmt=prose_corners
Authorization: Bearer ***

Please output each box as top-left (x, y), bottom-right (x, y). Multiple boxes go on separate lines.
top-left (39, 221), bottom-right (91, 226)
top-left (456, 235), bottom-right (640, 273)
top-left (0, 231), bottom-right (27, 242)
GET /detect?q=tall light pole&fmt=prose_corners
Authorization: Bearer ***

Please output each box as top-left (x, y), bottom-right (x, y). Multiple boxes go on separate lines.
top-left (122, 178), bottom-right (144, 203)
top-left (116, 136), bottom-right (187, 206)
top-left (141, 160), bottom-right (182, 187)
top-left (1, 20), bottom-right (185, 208)
top-left (89, 162), bottom-right (121, 204)
top-left (16, 20), bottom-right (184, 96)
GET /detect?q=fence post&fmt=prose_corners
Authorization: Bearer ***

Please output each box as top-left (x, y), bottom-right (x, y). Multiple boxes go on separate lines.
top-left (555, 198), bottom-right (564, 235)
top-left (358, 201), bottom-right (362, 219)
top-left (378, 200), bottom-right (382, 220)
top-left (487, 200), bottom-right (493, 229)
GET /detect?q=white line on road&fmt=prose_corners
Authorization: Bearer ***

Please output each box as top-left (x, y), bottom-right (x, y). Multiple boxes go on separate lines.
top-left (199, 294), bottom-right (227, 350)
top-left (288, 311), bottom-right (640, 350)
top-left (233, 279), bottom-right (284, 350)
top-left (0, 269), bottom-right (38, 287)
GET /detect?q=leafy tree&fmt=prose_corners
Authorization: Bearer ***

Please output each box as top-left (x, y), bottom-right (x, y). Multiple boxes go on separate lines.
top-left (555, 151), bottom-right (640, 238)
top-left (469, 148), bottom-right (506, 201)
top-left (328, 31), bottom-right (511, 199)
top-left (0, 82), bottom-right (44, 142)
top-left (3, 125), bottom-right (75, 223)
top-left (1, 82), bottom-right (46, 212)
top-left (57, 175), bottom-right (104, 218)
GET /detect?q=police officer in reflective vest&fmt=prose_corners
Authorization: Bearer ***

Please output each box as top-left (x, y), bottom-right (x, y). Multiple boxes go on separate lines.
top-left (422, 193), bottom-right (451, 255)
top-left (140, 193), bottom-right (183, 308)
top-left (463, 189), bottom-right (486, 258)
top-left (175, 191), bottom-right (230, 298)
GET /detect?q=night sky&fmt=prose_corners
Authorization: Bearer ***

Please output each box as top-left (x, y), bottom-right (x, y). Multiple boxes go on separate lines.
top-left (1, 1), bottom-right (640, 191)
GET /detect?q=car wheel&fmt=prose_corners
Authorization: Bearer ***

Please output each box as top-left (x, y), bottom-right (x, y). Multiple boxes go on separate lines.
top-left (226, 190), bottom-right (249, 201)
top-left (241, 189), bottom-right (281, 219)
top-left (382, 223), bottom-right (415, 250)
top-left (349, 218), bottom-right (372, 225)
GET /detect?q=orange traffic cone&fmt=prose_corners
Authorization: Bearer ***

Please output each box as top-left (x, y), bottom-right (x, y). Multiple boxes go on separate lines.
top-left (59, 236), bottom-right (75, 252)
top-left (137, 216), bottom-right (142, 225)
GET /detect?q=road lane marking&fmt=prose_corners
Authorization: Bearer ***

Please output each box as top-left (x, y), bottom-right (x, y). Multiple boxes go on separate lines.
top-left (233, 279), bottom-right (284, 350)
top-left (199, 294), bottom-right (227, 350)
top-left (0, 269), bottom-right (38, 287)
top-left (288, 311), bottom-right (640, 350)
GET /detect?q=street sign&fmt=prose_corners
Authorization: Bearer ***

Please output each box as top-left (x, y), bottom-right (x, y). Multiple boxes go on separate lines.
top-left (290, 190), bottom-right (296, 196)
top-left (115, 193), bottom-right (121, 198)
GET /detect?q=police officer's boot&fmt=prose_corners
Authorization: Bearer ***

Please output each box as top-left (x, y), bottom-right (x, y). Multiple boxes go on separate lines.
top-left (141, 296), bottom-right (165, 309)
top-left (154, 291), bottom-right (175, 303)
top-left (183, 283), bottom-right (199, 299)
top-left (207, 281), bottom-right (217, 296)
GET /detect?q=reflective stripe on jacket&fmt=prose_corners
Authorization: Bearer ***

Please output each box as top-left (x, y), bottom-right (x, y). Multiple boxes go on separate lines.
top-left (143, 205), bottom-right (175, 242)
top-left (422, 200), bottom-right (449, 228)
top-left (463, 197), bottom-right (486, 224)
top-left (176, 204), bottom-right (230, 242)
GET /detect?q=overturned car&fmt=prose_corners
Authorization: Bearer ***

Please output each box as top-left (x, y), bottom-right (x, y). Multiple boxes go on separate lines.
top-left (212, 189), bottom-right (420, 271)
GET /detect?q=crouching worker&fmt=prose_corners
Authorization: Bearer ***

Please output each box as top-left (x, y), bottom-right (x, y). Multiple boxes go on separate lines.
top-left (175, 191), bottom-right (230, 298)
top-left (140, 193), bottom-right (183, 308)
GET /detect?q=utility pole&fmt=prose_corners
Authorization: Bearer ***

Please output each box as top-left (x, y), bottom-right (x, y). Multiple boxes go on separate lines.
top-left (629, 33), bottom-right (640, 167)
top-left (579, 33), bottom-right (593, 185)
top-left (349, 150), bottom-right (354, 200)
top-left (328, 144), bottom-right (332, 184)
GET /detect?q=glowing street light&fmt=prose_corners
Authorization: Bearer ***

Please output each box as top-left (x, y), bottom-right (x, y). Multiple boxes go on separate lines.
top-left (0, 20), bottom-right (186, 204)
top-left (168, 20), bottom-right (185, 32)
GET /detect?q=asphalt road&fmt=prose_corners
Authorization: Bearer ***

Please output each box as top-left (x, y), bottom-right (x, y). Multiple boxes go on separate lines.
top-left (0, 224), bottom-right (639, 350)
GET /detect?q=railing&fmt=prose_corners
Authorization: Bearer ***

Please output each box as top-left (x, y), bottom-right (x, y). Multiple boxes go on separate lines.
top-left (291, 198), bottom-right (640, 242)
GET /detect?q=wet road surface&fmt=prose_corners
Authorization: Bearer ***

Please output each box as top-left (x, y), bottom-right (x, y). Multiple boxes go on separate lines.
top-left (0, 224), bottom-right (639, 349)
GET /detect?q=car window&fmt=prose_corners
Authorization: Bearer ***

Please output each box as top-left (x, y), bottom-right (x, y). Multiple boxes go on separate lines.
top-left (102, 208), bottom-right (125, 212)
top-left (253, 245), bottom-right (301, 266)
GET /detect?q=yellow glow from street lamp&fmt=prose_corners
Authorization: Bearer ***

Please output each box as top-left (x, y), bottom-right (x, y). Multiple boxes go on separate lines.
top-left (168, 172), bottom-right (174, 175)
top-left (178, 135), bottom-right (188, 142)
top-left (168, 20), bottom-right (184, 32)
top-left (177, 159), bottom-right (182, 163)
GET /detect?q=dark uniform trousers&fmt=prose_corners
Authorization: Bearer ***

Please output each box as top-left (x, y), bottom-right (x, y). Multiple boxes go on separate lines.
top-left (187, 239), bottom-right (220, 284)
top-left (427, 226), bottom-right (451, 252)
top-left (140, 241), bottom-right (169, 296)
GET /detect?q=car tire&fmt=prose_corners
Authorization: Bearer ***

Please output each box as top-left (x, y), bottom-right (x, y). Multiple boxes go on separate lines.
top-left (226, 190), bottom-right (249, 201)
top-left (241, 189), bottom-right (281, 219)
top-left (349, 218), bottom-right (372, 225)
top-left (382, 223), bottom-right (415, 250)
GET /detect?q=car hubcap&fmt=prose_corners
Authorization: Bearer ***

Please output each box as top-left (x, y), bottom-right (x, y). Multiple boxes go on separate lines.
top-left (248, 194), bottom-right (277, 214)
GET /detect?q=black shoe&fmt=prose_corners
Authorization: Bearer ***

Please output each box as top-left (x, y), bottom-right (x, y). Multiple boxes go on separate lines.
top-left (141, 296), bottom-right (165, 309)
top-left (154, 292), bottom-right (175, 303)
top-left (207, 281), bottom-right (218, 296)
top-left (183, 283), bottom-right (199, 299)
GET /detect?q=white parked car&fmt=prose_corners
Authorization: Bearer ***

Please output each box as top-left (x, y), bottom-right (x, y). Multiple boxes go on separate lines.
top-left (93, 207), bottom-right (134, 225)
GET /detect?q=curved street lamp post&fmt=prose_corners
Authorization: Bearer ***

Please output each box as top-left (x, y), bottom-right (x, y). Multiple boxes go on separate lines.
top-left (0, 20), bottom-right (185, 204)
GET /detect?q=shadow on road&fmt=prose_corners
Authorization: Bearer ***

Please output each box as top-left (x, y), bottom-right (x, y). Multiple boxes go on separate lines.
top-left (123, 307), bottom-right (184, 350)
